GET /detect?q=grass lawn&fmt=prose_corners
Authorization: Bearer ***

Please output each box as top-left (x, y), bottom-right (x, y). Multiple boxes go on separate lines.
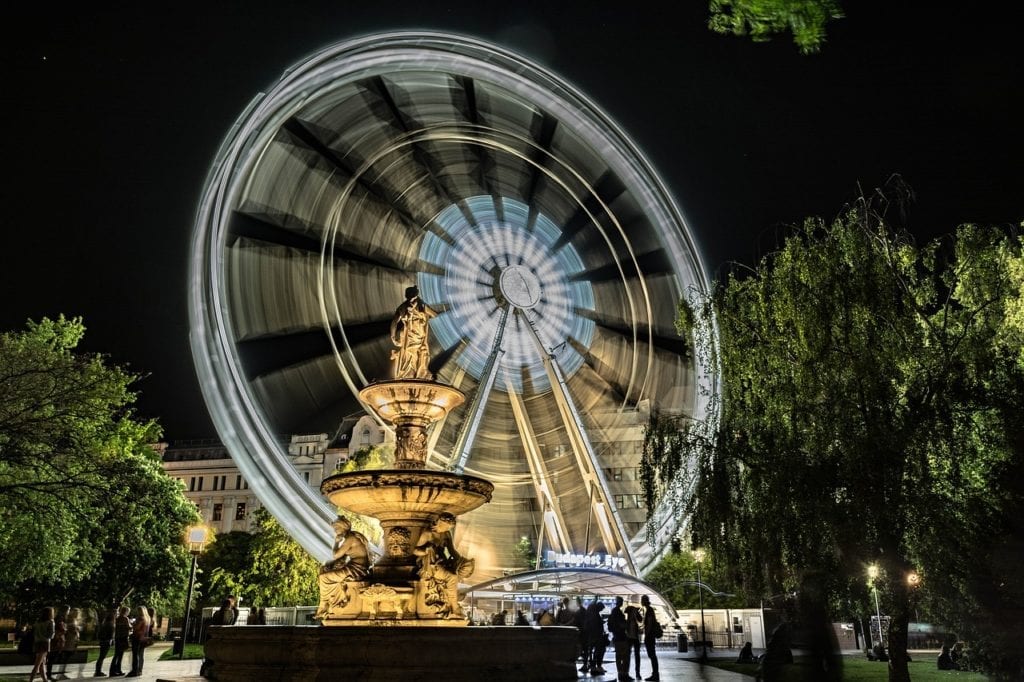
top-left (158, 643), bottom-right (205, 660)
top-left (707, 655), bottom-right (990, 681)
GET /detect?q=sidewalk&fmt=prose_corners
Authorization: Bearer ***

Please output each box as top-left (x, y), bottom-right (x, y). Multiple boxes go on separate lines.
top-left (0, 643), bottom-right (202, 682)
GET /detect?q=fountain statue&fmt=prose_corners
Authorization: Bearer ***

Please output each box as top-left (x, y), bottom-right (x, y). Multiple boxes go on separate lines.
top-left (315, 286), bottom-right (493, 625)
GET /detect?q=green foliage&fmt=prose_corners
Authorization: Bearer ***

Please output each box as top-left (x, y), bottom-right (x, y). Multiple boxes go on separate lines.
top-left (338, 443), bottom-right (394, 473)
top-left (645, 549), bottom-right (744, 609)
top-left (513, 535), bottom-right (536, 570)
top-left (0, 316), bottom-right (198, 617)
top-left (679, 185), bottom-right (1024, 679)
top-left (708, 0), bottom-right (844, 54)
top-left (196, 508), bottom-right (319, 609)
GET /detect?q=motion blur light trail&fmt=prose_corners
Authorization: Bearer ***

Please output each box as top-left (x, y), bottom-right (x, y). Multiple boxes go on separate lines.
top-left (190, 31), bottom-right (719, 575)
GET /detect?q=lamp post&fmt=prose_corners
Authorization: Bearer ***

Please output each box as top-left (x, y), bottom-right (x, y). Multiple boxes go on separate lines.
top-left (867, 564), bottom-right (882, 651)
top-left (180, 525), bottom-right (209, 660)
top-left (694, 548), bottom-right (708, 663)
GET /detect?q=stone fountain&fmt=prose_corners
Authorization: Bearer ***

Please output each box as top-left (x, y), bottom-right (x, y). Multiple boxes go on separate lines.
top-left (314, 285), bottom-right (494, 625)
top-left (202, 287), bottom-right (577, 680)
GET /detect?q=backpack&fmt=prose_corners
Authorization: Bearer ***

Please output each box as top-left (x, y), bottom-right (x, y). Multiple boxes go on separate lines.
top-left (18, 629), bottom-right (34, 655)
top-left (651, 620), bottom-right (664, 639)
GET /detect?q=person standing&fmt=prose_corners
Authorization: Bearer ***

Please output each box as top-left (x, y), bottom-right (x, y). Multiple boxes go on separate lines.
top-left (94, 609), bottom-right (115, 677)
top-left (573, 598), bottom-right (590, 673)
top-left (555, 597), bottom-right (575, 626)
top-left (226, 596), bottom-right (239, 625)
top-left (56, 608), bottom-right (80, 680)
top-left (609, 596), bottom-right (632, 681)
top-left (29, 606), bottom-right (55, 682)
top-left (126, 605), bottom-right (150, 677)
top-left (584, 601), bottom-right (608, 676)
top-left (640, 595), bottom-right (661, 681)
top-left (109, 606), bottom-right (130, 677)
top-left (47, 605), bottom-right (68, 681)
top-left (625, 604), bottom-right (643, 681)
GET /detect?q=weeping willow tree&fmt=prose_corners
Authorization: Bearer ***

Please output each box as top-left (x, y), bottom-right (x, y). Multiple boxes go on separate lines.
top-left (708, 0), bottom-right (844, 54)
top-left (656, 182), bottom-right (1024, 680)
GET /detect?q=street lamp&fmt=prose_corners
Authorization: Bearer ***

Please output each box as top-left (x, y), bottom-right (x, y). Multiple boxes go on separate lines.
top-left (180, 525), bottom-right (210, 660)
top-left (693, 548), bottom-right (708, 663)
top-left (867, 564), bottom-right (882, 652)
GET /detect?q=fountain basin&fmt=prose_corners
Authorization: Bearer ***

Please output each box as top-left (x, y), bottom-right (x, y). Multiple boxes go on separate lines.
top-left (321, 469), bottom-right (493, 518)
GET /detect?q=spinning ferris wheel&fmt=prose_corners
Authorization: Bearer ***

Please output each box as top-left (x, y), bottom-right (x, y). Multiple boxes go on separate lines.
top-left (190, 32), bottom-right (719, 578)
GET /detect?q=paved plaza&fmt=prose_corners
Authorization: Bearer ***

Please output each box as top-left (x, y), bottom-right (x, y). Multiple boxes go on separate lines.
top-left (1, 642), bottom-right (755, 681)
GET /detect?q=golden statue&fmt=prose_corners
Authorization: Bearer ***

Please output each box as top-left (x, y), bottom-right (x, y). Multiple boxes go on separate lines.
top-left (390, 286), bottom-right (437, 380)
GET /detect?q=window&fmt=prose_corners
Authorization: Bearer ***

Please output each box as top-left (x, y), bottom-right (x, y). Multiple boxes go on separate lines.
top-left (189, 477), bottom-right (196, 492)
top-left (220, 475), bottom-right (227, 490)
top-left (235, 503), bottom-right (247, 521)
top-left (212, 503), bottom-right (223, 521)
top-left (236, 475), bottom-right (242, 490)
top-left (303, 471), bottom-right (311, 483)
top-left (213, 476), bottom-right (219, 491)
top-left (733, 616), bottom-right (743, 634)
top-left (197, 477), bottom-right (204, 491)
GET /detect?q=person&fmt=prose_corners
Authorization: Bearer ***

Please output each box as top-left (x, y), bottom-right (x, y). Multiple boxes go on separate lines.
top-left (490, 609), bottom-right (508, 626)
top-left (608, 596), bottom-right (632, 681)
top-left (225, 596), bottom-right (239, 625)
top-left (514, 609), bottom-right (530, 626)
top-left (390, 285), bottom-right (437, 380)
top-left (109, 606), bottom-right (130, 677)
top-left (584, 600), bottom-right (608, 676)
top-left (625, 603), bottom-right (643, 681)
top-left (538, 608), bottom-right (556, 626)
top-left (574, 598), bottom-right (590, 673)
top-left (47, 605), bottom-right (68, 681)
top-left (95, 608), bottom-right (115, 677)
top-left (29, 606), bottom-right (54, 682)
top-left (937, 644), bottom-right (954, 670)
top-left (127, 605), bottom-right (150, 677)
top-left (641, 595), bottom-right (661, 681)
top-left (316, 516), bottom-right (372, 618)
top-left (256, 607), bottom-right (267, 625)
top-left (199, 599), bottom-right (234, 678)
top-left (737, 641), bottom-right (755, 664)
top-left (555, 597), bottom-right (575, 626)
top-left (56, 608), bottom-right (81, 680)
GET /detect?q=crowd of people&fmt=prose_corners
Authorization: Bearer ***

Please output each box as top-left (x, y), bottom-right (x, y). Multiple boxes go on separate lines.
top-left (22, 604), bottom-right (154, 681)
top-left (485, 595), bottom-right (662, 681)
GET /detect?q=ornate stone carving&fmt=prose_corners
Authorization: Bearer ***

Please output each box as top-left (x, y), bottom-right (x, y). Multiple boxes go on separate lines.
top-left (316, 516), bottom-right (372, 620)
top-left (386, 527), bottom-right (412, 557)
top-left (413, 512), bottom-right (476, 619)
top-left (389, 285), bottom-right (437, 380)
top-left (359, 584), bottom-right (413, 619)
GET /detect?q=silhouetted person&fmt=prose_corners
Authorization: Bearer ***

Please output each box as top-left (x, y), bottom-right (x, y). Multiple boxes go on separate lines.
top-left (28, 606), bottom-right (54, 682)
top-left (95, 608), bottom-right (115, 676)
top-left (759, 622), bottom-right (794, 681)
top-left (109, 605), bottom-right (130, 676)
top-left (584, 601), bottom-right (608, 676)
top-left (737, 641), bottom-right (755, 663)
top-left (624, 603), bottom-right (642, 681)
top-left (937, 644), bottom-right (954, 670)
top-left (641, 595), bottom-right (661, 681)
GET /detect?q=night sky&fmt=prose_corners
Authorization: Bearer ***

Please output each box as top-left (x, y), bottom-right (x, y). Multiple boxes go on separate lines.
top-left (3, 2), bottom-right (1021, 439)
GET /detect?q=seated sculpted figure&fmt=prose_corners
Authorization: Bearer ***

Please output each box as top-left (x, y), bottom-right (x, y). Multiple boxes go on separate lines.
top-left (413, 512), bottom-right (474, 618)
top-left (316, 516), bottom-right (371, 618)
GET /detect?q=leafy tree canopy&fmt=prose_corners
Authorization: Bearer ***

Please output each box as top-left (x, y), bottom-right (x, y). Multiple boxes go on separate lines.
top-left (650, 184), bottom-right (1023, 679)
top-left (708, 0), bottom-right (844, 54)
top-left (0, 316), bottom-right (198, 618)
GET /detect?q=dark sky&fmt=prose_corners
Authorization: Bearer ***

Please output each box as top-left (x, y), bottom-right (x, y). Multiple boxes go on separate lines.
top-left (3, 2), bottom-right (1021, 439)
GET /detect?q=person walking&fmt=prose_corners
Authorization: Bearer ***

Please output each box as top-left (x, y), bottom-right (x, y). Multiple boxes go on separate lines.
top-left (640, 595), bottom-right (661, 681)
top-left (29, 606), bottom-right (55, 682)
top-left (625, 603), bottom-right (643, 681)
top-left (608, 596), bottom-right (632, 681)
top-left (94, 609), bottom-right (115, 677)
top-left (109, 606), bottom-right (130, 677)
top-left (126, 605), bottom-right (150, 677)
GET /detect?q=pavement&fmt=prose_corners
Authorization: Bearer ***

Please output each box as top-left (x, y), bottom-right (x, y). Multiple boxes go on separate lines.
top-left (1, 642), bottom-right (756, 681)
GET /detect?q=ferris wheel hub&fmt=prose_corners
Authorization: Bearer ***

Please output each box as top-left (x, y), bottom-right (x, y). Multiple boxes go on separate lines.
top-left (499, 265), bottom-right (542, 309)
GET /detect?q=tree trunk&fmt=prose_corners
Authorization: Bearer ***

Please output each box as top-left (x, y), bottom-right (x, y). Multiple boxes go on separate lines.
top-left (887, 577), bottom-right (912, 682)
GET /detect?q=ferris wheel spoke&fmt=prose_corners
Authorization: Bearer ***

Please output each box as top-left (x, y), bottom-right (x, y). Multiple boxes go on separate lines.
top-left (568, 248), bottom-right (673, 284)
top-left (229, 208), bottom-right (411, 273)
top-left (279, 117), bottom-right (435, 233)
top-left (550, 171), bottom-right (627, 252)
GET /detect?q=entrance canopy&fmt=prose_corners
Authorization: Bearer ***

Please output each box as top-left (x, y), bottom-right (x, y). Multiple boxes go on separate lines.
top-left (462, 567), bottom-right (679, 621)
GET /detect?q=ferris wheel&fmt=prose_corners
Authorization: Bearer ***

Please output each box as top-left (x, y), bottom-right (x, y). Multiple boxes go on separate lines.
top-left (190, 32), bottom-right (719, 578)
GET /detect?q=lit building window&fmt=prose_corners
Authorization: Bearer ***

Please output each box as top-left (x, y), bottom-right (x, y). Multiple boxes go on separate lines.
top-left (212, 503), bottom-right (223, 521)
top-left (235, 503), bottom-right (247, 521)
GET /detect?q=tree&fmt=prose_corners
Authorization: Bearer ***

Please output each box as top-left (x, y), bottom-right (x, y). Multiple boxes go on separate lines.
top-left (0, 316), bottom-right (198, 618)
top-left (661, 185), bottom-right (1023, 680)
top-left (240, 508), bottom-right (320, 608)
top-left (645, 549), bottom-right (744, 610)
top-left (708, 0), bottom-right (844, 54)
